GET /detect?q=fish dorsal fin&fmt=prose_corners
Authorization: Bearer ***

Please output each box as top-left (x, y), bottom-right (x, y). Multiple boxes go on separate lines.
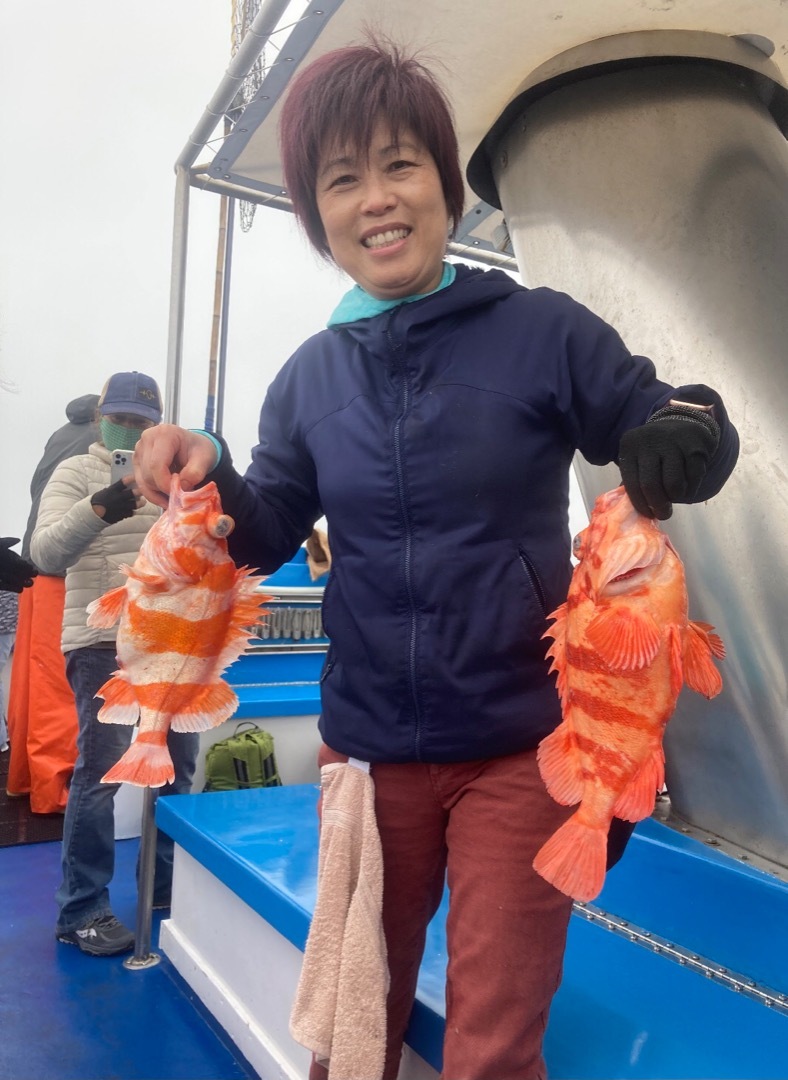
top-left (586, 607), bottom-right (661, 672)
top-left (542, 602), bottom-right (569, 706)
top-left (683, 621), bottom-right (724, 698)
top-left (86, 585), bottom-right (127, 629)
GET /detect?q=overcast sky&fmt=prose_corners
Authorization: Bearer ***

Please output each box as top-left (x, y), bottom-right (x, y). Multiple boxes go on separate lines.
top-left (0, 0), bottom-right (350, 541)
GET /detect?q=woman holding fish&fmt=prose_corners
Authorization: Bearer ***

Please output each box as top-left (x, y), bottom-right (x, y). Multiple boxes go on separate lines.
top-left (135, 39), bottom-right (738, 1080)
top-left (30, 372), bottom-right (200, 957)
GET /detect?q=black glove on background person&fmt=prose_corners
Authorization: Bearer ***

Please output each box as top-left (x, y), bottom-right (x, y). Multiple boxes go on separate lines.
top-left (618, 403), bottom-right (721, 520)
top-left (90, 479), bottom-right (138, 525)
top-left (0, 537), bottom-right (38, 593)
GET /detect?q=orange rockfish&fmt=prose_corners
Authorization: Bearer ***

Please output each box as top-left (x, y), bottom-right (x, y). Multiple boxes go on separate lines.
top-left (533, 486), bottom-right (724, 902)
top-left (86, 475), bottom-right (268, 788)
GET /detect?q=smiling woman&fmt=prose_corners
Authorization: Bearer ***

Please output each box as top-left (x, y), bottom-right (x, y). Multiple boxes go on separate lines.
top-left (130, 34), bottom-right (739, 1080)
top-left (278, 38), bottom-right (465, 263)
top-left (313, 122), bottom-right (449, 299)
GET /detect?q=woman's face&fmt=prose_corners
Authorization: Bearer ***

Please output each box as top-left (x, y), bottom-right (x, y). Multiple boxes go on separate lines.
top-left (315, 120), bottom-right (450, 300)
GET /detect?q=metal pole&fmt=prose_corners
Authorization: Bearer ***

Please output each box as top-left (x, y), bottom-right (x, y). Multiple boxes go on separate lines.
top-left (215, 197), bottom-right (236, 437)
top-left (174, 0), bottom-right (293, 172)
top-left (204, 192), bottom-right (229, 432)
top-left (123, 787), bottom-right (161, 970)
top-left (163, 166), bottom-right (190, 426)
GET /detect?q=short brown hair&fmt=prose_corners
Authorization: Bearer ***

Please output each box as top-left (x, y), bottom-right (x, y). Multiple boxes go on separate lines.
top-left (279, 38), bottom-right (465, 260)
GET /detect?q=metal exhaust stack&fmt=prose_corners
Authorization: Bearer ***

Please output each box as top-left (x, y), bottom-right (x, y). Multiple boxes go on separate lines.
top-left (469, 31), bottom-right (788, 870)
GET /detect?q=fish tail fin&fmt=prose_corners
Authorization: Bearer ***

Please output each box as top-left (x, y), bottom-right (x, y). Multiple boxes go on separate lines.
top-left (101, 730), bottom-right (174, 789)
top-left (533, 812), bottom-right (608, 902)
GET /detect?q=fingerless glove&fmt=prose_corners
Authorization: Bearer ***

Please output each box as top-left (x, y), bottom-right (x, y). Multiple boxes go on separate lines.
top-left (0, 537), bottom-right (39, 593)
top-left (618, 403), bottom-right (720, 519)
top-left (91, 480), bottom-right (138, 525)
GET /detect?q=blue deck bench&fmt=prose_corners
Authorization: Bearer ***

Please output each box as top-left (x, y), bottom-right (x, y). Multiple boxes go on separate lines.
top-left (158, 786), bottom-right (788, 1079)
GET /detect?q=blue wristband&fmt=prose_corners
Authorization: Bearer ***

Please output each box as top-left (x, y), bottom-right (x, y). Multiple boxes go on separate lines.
top-left (188, 429), bottom-right (223, 470)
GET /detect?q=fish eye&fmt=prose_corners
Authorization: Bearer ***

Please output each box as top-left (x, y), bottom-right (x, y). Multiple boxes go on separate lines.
top-left (208, 513), bottom-right (234, 539)
top-left (572, 532), bottom-right (583, 557)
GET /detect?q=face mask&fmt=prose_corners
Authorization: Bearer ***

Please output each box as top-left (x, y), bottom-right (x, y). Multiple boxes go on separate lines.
top-left (99, 418), bottom-right (145, 452)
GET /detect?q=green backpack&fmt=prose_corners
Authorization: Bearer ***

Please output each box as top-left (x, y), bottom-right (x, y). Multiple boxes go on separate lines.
top-left (203, 722), bottom-right (282, 792)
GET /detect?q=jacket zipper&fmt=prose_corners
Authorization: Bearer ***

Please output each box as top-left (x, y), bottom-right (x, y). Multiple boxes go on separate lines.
top-left (388, 321), bottom-right (423, 759)
top-left (518, 547), bottom-right (547, 616)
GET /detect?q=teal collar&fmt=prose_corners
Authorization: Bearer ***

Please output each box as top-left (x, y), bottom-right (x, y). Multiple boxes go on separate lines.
top-left (327, 262), bottom-right (456, 327)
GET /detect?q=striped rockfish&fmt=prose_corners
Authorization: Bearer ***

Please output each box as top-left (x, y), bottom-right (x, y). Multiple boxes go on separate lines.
top-left (533, 485), bottom-right (724, 902)
top-left (86, 474), bottom-right (269, 788)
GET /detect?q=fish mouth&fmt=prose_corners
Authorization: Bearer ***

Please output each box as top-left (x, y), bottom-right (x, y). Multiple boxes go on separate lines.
top-left (610, 565), bottom-right (647, 584)
top-left (598, 525), bottom-right (667, 594)
top-left (603, 564), bottom-right (652, 595)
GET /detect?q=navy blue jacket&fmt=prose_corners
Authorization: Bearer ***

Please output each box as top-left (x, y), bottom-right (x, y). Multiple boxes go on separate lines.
top-left (213, 265), bottom-right (738, 763)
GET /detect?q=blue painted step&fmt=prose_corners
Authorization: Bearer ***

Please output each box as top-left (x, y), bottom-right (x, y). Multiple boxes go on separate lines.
top-left (158, 786), bottom-right (788, 1079)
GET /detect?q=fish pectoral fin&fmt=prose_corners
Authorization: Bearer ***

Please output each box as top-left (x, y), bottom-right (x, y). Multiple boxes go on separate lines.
top-left (586, 608), bottom-right (661, 672)
top-left (536, 720), bottom-right (584, 805)
top-left (689, 620), bottom-right (726, 660)
top-left (86, 586), bottom-right (127, 629)
top-left (612, 746), bottom-right (664, 822)
top-left (683, 622), bottom-right (724, 699)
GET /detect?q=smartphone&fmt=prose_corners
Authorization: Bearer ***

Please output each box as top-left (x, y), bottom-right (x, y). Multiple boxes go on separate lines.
top-left (110, 449), bottom-right (135, 485)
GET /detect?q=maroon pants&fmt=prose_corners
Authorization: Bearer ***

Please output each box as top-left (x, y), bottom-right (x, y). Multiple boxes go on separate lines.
top-left (310, 745), bottom-right (573, 1080)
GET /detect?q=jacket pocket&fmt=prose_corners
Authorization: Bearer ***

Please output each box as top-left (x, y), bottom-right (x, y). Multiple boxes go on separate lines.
top-left (320, 647), bottom-right (336, 684)
top-left (518, 546), bottom-right (548, 618)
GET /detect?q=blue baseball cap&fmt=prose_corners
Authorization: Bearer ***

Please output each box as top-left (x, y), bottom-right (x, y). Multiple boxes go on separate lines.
top-left (98, 371), bottom-right (163, 424)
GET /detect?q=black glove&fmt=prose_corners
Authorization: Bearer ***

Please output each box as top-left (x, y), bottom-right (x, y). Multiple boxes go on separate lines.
top-left (91, 479), bottom-right (138, 525)
top-left (0, 537), bottom-right (39, 593)
top-left (618, 403), bottom-right (720, 520)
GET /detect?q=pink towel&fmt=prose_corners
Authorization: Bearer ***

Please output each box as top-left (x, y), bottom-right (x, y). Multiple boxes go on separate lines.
top-left (290, 759), bottom-right (389, 1079)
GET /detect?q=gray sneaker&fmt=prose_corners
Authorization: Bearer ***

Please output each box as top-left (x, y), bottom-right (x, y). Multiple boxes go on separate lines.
top-left (57, 914), bottom-right (134, 956)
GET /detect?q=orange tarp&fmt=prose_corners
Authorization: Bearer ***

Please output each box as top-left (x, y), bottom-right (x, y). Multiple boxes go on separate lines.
top-left (7, 576), bottom-right (78, 813)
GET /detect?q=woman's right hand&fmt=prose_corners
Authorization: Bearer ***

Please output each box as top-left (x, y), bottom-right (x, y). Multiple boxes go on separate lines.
top-left (133, 425), bottom-right (219, 509)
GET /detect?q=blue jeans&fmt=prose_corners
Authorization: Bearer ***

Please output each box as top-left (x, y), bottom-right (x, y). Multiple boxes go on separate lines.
top-left (0, 630), bottom-right (14, 748)
top-left (56, 646), bottom-right (200, 933)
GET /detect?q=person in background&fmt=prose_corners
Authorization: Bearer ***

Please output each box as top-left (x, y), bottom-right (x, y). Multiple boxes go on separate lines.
top-left (6, 394), bottom-right (99, 811)
top-left (31, 372), bottom-right (199, 957)
top-left (0, 590), bottom-right (19, 752)
top-left (133, 41), bottom-right (739, 1080)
